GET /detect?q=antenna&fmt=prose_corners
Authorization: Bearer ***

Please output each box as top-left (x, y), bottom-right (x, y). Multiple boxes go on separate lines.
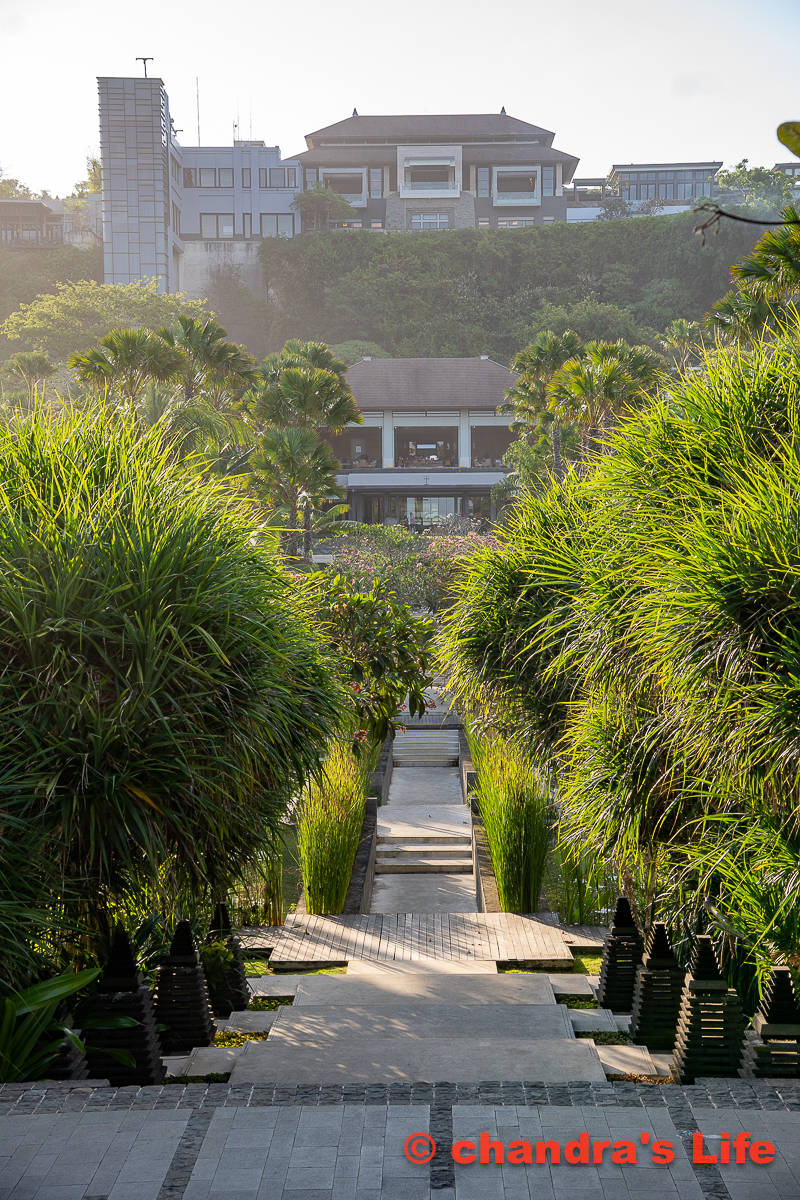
top-left (196, 77), bottom-right (201, 146)
top-left (136, 57), bottom-right (153, 78)
top-left (249, 97), bottom-right (252, 141)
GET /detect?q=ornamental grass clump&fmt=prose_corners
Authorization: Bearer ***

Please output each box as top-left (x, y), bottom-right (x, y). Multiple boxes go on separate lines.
top-left (296, 741), bottom-right (370, 914)
top-left (470, 730), bottom-right (553, 913)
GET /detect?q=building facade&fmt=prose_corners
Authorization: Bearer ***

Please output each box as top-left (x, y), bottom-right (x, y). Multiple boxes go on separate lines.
top-left (295, 112), bottom-right (579, 231)
top-left (98, 77), bottom-right (300, 297)
top-left (0, 195), bottom-right (102, 250)
top-left (326, 356), bottom-right (517, 525)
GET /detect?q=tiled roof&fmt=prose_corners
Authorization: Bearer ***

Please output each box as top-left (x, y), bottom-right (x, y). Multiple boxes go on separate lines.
top-left (305, 113), bottom-right (555, 147)
top-left (347, 357), bottom-right (515, 412)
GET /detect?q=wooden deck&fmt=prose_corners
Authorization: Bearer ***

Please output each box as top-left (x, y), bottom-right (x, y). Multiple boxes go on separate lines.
top-left (239, 913), bottom-right (607, 970)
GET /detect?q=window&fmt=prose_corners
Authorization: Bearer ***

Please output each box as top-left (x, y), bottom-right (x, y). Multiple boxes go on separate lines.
top-left (370, 168), bottom-right (382, 199)
top-left (543, 216), bottom-right (555, 224)
top-left (658, 182), bottom-right (674, 199)
top-left (243, 213), bottom-right (252, 239)
top-left (340, 219), bottom-right (363, 229)
top-left (640, 184), bottom-right (657, 199)
top-left (218, 167), bottom-right (234, 188)
top-left (542, 166), bottom-right (554, 197)
top-left (242, 167), bottom-right (251, 188)
top-left (286, 168), bottom-right (296, 188)
top-left (394, 427), bottom-right (458, 467)
top-left (477, 167), bottom-right (490, 198)
top-left (260, 213), bottom-right (294, 238)
top-left (469, 494), bottom-right (491, 520)
top-left (171, 202), bottom-right (181, 235)
top-left (478, 217), bottom-right (490, 226)
top-left (323, 173), bottom-right (363, 196)
top-left (171, 156), bottom-right (180, 181)
top-left (497, 218), bottom-right (536, 228)
top-left (305, 169), bottom-right (318, 187)
top-left (496, 171), bottom-right (537, 195)
top-left (199, 167), bottom-right (216, 187)
top-left (183, 167), bottom-right (197, 187)
top-left (200, 214), bottom-right (234, 238)
top-left (411, 212), bottom-right (450, 230)
top-left (259, 168), bottom-right (268, 188)
top-left (269, 167), bottom-right (285, 187)
top-left (388, 496), bottom-right (463, 527)
top-left (658, 171), bottom-right (675, 180)
top-left (371, 219), bottom-right (383, 229)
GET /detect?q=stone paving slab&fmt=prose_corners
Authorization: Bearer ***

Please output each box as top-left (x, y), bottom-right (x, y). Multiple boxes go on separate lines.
top-left (289, 974), bottom-right (555, 1006)
top-left (268, 1003), bottom-right (574, 1043)
top-left (229, 1036), bottom-right (606, 1085)
top-left (567, 1008), bottom-right (617, 1032)
top-left (347, 958), bottom-right (497, 974)
top-left (594, 1042), bottom-right (657, 1076)
top-left (370, 875), bottom-right (478, 914)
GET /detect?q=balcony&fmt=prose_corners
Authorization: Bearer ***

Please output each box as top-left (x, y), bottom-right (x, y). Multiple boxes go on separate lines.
top-left (400, 181), bottom-right (460, 200)
top-left (494, 190), bottom-right (540, 206)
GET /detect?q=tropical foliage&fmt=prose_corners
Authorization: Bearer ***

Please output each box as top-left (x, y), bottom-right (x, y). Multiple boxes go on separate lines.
top-left (296, 741), bottom-right (370, 914)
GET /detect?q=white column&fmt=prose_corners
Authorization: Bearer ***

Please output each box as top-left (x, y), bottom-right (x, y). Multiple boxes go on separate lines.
top-left (383, 412), bottom-right (394, 468)
top-left (459, 409), bottom-right (471, 467)
top-left (556, 163), bottom-right (563, 197)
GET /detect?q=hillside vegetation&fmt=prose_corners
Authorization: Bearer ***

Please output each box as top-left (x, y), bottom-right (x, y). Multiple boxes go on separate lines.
top-left (255, 211), bottom-right (763, 360)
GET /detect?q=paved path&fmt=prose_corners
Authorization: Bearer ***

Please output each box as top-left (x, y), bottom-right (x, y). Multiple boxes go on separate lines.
top-left (3, 1080), bottom-right (800, 1199)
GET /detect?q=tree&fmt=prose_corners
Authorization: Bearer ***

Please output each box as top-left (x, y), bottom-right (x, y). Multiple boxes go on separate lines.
top-left (716, 160), bottom-right (795, 208)
top-left (0, 407), bottom-right (340, 910)
top-left (329, 340), bottom-right (390, 365)
top-left (71, 156), bottom-right (102, 198)
top-left (501, 330), bottom-right (584, 476)
top-left (1, 279), bottom-right (208, 361)
top-left (660, 318), bottom-right (701, 373)
top-left (290, 183), bottom-right (356, 232)
top-left (703, 288), bottom-right (792, 346)
top-left (156, 314), bottom-right (258, 402)
top-left (1, 351), bottom-right (57, 400)
top-left (251, 426), bottom-right (343, 559)
top-left (596, 196), bottom-right (634, 221)
top-left (69, 327), bottom-right (184, 404)
top-left (730, 204), bottom-right (800, 300)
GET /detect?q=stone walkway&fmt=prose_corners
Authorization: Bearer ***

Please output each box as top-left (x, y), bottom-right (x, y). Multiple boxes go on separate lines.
top-left (2, 1080), bottom-right (799, 1199)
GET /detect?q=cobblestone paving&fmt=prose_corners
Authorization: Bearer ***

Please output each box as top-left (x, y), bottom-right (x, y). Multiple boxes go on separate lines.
top-left (1, 1081), bottom-right (798, 1200)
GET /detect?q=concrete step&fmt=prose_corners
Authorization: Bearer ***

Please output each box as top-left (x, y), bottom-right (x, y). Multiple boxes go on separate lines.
top-left (289, 973), bottom-right (556, 1006)
top-left (375, 857), bottom-right (473, 873)
top-left (269, 1002), bottom-right (574, 1043)
top-left (567, 1007), bottom-right (617, 1032)
top-left (230, 1036), bottom-right (605, 1084)
top-left (392, 732), bottom-right (460, 767)
top-left (377, 836), bottom-right (471, 846)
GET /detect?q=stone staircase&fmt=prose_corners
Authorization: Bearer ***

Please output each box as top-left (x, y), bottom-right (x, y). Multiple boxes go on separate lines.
top-left (392, 729), bottom-right (459, 767)
top-left (374, 836), bottom-right (473, 874)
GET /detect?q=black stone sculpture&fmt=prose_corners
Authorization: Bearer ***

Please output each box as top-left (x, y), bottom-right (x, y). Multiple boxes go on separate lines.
top-left (629, 922), bottom-right (685, 1052)
top-left (85, 924), bottom-right (165, 1086)
top-left (741, 966), bottom-right (800, 1078)
top-left (596, 897), bottom-right (644, 1013)
top-left (204, 903), bottom-right (250, 1018)
top-left (672, 935), bottom-right (746, 1083)
top-left (154, 920), bottom-right (216, 1054)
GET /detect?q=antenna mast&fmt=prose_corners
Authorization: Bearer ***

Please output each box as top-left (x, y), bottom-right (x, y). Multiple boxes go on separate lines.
top-left (136, 57), bottom-right (153, 78)
top-left (196, 77), bottom-right (201, 146)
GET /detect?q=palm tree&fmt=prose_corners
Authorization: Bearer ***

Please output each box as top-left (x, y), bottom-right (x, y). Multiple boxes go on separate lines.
top-left (254, 341), bottom-right (361, 436)
top-left (501, 330), bottom-right (583, 477)
top-left (69, 327), bottom-right (183, 404)
top-left (660, 319), bottom-right (701, 373)
top-left (251, 427), bottom-right (344, 559)
top-left (157, 315), bottom-right (258, 402)
top-left (731, 202), bottom-right (800, 299)
top-left (2, 352), bottom-right (57, 402)
top-left (136, 381), bottom-right (231, 458)
top-left (704, 288), bottom-right (792, 347)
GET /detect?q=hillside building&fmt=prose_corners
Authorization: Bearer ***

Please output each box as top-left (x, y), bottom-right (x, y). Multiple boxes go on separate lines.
top-left (326, 355), bottom-right (517, 526)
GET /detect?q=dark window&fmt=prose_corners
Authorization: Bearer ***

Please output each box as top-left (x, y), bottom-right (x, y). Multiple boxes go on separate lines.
top-left (323, 173), bottom-right (363, 195)
top-left (542, 167), bottom-right (554, 197)
top-left (394, 426), bottom-right (458, 466)
top-left (497, 172), bottom-right (538, 195)
top-left (183, 167), bottom-right (197, 187)
top-left (411, 212), bottom-right (450, 229)
top-left (269, 167), bottom-right (286, 187)
top-left (242, 167), bottom-right (251, 188)
top-left (477, 167), bottom-right (490, 197)
top-left (370, 168), bottom-right (382, 199)
top-left (218, 167), bottom-right (234, 188)
top-left (321, 427), bottom-right (382, 468)
top-left (469, 494), bottom-right (491, 519)
top-left (371, 219), bottom-right (383, 228)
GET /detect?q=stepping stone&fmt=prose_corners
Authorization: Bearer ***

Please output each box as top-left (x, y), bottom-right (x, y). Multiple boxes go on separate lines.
top-left (269, 1003), bottom-right (574, 1043)
top-left (182, 1045), bottom-right (243, 1075)
top-left (230, 1035), bottom-right (606, 1084)
top-left (595, 1042), bottom-right (657, 1076)
top-left (290, 973), bottom-right (555, 1005)
top-left (347, 959), bottom-right (497, 974)
top-left (216, 1010), bottom-right (279, 1032)
top-left (162, 1055), bottom-right (191, 1077)
top-left (548, 973), bottom-right (594, 995)
top-left (246, 976), bottom-right (304, 997)
top-left (567, 1007), bottom-right (617, 1032)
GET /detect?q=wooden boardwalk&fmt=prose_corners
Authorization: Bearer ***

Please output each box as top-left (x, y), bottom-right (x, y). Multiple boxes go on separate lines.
top-left (240, 913), bottom-right (607, 969)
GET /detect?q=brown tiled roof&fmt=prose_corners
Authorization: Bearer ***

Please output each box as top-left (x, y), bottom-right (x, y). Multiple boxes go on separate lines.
top-left (305, 113), bottom-right (555, 147)
top-left (348, 357), bottom-right (515, 412)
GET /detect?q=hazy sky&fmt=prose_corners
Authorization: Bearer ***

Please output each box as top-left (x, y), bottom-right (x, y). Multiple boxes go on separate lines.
top-left (1, 0), bottom-right (798, 197)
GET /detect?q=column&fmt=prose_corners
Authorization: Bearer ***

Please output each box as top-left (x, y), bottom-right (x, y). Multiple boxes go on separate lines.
top-left (458, 410), bottom-right (471, 467)
top-left (383, 412), bottom-right (395, 468)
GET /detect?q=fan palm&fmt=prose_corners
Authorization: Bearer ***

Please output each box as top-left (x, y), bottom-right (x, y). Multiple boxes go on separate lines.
top-left (251, 427), bottom-right (343, 559)
top-left (157, 315), bottom-right (258, 402)
top-left (660, 319), bottom-right (701, 373)
top-left (254, 340), bottom-right (361, 435)
top-left (69, 328), bottom-right (183, 404)
top-left (2, 352), bottom-right (57, 401)
top-left (501, 330), bottom-right (584, 477)
top-left (704, 288), bottom-right (792, 346)
top-left (731, 203), bottom-right (800, 299)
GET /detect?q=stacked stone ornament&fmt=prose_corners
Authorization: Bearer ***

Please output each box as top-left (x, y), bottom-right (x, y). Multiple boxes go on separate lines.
top-left (154, 920), bottom-right (216, 1054)
top-left (597, 897), bottom-right (644, 1013)
top-left (672, 935), bottom-right (746, 1084)
top-left (205, 903), bottom-right (250, 1018)
top-left (629, 922), bottom-right (685, 1052)
top-left (741, 966), bottom-right (800, 1078)
top-left (85, 925), bottom-right (165, 1086)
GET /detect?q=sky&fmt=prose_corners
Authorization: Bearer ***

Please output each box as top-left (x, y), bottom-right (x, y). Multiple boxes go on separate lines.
top-left (1, 0), bottom-right (798, 197)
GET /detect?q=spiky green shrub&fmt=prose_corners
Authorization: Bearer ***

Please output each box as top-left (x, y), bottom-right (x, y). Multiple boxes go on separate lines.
top-left (470, 729), bottom-right (553, 913)
top-left (296, 741), bottom-right (369, 914)
top-left (0, 407), bottom-right (340, 920)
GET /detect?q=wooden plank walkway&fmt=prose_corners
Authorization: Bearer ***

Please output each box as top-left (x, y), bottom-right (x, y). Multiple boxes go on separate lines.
top-left (239, 913), bottom-right (607, 968)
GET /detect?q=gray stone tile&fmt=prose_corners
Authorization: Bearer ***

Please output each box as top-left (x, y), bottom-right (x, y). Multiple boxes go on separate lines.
top-left (284, 1165), bottom-right (337, 1190)
top-left (106, 1184), bottom-right (163, 1200)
